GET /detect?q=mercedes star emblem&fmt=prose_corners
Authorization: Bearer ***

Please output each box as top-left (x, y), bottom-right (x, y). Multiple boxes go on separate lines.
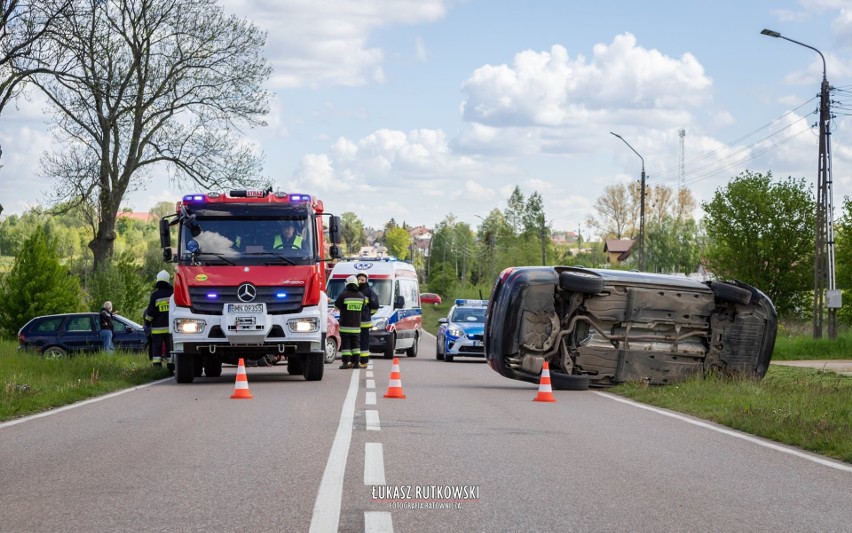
top-left (237, 283), bottom-right (257, 302)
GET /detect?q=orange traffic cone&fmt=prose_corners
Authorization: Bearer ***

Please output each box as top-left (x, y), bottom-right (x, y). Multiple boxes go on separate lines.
top-left (383, 357), bottom-right (407, 399)
top-left (533, 361), bottom-right (556, 402)
top-left (231, 358), bottom-right (254, 399)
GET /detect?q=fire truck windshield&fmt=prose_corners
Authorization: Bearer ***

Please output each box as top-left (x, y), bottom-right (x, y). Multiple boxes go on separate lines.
top-left (178, 214), bottom-right (315, 266)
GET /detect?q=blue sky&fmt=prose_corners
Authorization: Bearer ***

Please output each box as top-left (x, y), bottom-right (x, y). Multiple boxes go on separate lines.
top-left (2, 0), bottom-right (852, 237)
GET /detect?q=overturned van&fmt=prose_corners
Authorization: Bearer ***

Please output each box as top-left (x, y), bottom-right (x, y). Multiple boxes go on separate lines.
top-left (484, 266), bottom-right (778, 390)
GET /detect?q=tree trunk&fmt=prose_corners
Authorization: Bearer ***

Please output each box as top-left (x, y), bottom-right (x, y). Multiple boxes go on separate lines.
top-left (89, 216), bottom-right (117, 271)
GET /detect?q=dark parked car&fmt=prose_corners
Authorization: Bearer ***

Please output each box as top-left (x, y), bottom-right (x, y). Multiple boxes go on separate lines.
top-left (18, 313), bottom-right (148, 358)
top-left (485, 266), bottom-right (777, 390)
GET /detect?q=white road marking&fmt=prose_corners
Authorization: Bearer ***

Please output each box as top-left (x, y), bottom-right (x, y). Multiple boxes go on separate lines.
top-left (364, 442), bottom-right (386, 485)
top-left (0, 377), bottom-right (173, 430)
top-left (364, 511), bottom-right (393, 533)
top-left (366, 379), bottom-right (376, 389)
top-left (367, 371), bottom-right (374, 378)
top-left (597, 391), bottom-right (852, 473)
top-left (366, 391), bottom-right (376, 405)
top-left (366, 410), bottom-right (380, 431)
top-left (309, 369), bottom-right (360, 533)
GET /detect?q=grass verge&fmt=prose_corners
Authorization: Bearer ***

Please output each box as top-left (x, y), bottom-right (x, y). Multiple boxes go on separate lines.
top-left (613, 366), bottom-right (852, 464)
top-left (1, 341), bottom-right (170, 422)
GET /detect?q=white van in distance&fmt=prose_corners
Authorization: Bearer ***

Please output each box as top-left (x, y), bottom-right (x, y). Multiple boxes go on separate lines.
top-left (327, 258), bottom-right (422, 358)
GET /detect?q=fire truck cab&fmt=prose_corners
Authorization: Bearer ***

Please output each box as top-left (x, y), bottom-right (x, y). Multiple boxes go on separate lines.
top-left (159, 188), bottom-right (341, 383)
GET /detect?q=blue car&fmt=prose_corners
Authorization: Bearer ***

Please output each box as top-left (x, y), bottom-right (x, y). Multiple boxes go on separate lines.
top-left (17, 312), bottom-right (149, 358)
top-left (436, 299), bottom-right (488, 362)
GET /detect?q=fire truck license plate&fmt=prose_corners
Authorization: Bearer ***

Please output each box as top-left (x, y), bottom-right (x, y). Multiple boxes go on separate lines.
top-left (227, 303), bottom-right (264, 314)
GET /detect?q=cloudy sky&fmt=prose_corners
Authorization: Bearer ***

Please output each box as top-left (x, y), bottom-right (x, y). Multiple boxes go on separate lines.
top-left (3, 0), bottom-right (852, 236)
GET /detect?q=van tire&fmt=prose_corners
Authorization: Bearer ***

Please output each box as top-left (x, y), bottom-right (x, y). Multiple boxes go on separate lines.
top-left (406, 332), bottom-right (419, 357)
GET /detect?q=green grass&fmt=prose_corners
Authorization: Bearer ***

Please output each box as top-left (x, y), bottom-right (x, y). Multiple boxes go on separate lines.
top-left (613, 366), bottom-right (852, 463)
top-left (773, 322), bottom-right (852, 360)
top-left (1, 340), bottom-right (170, 421)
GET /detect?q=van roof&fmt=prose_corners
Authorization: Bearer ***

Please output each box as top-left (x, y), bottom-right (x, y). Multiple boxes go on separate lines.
top-left (329, 258), bottom-right (417, 279)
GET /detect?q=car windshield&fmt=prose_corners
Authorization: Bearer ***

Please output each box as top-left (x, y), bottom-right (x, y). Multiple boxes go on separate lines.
top-left (327, 279), bottom-right (393, 306)
top-left (451, 308), bottom-right (485, 323)
top-left (178, 205), bottom-right (315, 266)
top-left (114, 314), bottom-right (144, 330)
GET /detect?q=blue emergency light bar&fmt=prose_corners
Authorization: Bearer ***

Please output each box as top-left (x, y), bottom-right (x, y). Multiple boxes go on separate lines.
top-left (455, 299), bottom-right (488, 306)
top-left (180, 191), bottom-right (310, 203)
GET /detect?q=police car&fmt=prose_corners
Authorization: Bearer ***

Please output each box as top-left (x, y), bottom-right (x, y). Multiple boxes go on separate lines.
top-left (436, 299), bottom-right (488, 362)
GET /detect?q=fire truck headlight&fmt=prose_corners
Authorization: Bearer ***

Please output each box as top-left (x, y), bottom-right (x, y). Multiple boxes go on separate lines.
top-left (287, 317), bottom-right (319, 333)
top-left (371, 318), bottom-right (388, 331)
top-left (174, 318), bottom-right (206, 334)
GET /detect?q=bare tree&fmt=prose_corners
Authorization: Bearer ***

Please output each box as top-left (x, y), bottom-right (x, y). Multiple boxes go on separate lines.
top-left (587, 183), bottom-right (632, 239)
top-left (0, 1), bottom-right (72, 157)
top-left (34, 0), bottom-right (271, 269)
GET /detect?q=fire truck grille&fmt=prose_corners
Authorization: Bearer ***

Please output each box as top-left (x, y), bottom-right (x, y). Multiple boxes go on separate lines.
top-left (188, 286), bottom-right (306, 314)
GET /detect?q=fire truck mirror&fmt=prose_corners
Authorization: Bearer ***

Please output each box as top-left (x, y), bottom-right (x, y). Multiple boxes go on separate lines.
top-left (329, 244), bottom-right (342, 259)
top-left (159, 218), bottom-right (171, 248)
top-left (328, 215), bottom-right (341, 244)
top-left (162, 247), bottom-right (173, 262)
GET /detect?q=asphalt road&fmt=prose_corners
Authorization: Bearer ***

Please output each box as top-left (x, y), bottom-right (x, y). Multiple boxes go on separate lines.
top-left (2, 334), bottom-right (851, 532)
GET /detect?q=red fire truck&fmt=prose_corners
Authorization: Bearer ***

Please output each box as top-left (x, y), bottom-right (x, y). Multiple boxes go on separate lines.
top-left (159, 188), bottom-right (341, 383)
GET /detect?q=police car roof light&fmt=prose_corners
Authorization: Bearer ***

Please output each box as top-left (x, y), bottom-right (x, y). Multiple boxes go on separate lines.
top-left (455, 299), bottom-right (488, 307)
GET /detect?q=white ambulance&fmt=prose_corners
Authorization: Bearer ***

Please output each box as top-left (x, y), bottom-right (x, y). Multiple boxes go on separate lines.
top-left (326, 258), bottom-right (422, 358)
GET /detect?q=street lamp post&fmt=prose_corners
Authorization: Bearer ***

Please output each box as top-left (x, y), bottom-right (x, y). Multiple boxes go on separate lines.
top-left (761, 29), bottom-right (839, 340)
top-left (610, 132), bottom-right (646, 271)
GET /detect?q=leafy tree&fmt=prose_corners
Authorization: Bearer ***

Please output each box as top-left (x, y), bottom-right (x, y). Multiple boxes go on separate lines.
top-left (86, 252), bottom-right (149, 321)
top-left (384, 226), bottom-right (411, 260)
top-left (644, 217), bottom-right (702, 274)
top-left (34, 0), bottom-right (272, 270)
top-left (832, 196), bottom-right (852, 324)
top-left (701, 170), bottom-right (814, 316)
top-left (0, 226), bottom-right (81, 337)
top-left (504, 186), bottom-right (525, 235)
top-left (340, 212), bottom-right (366, 256)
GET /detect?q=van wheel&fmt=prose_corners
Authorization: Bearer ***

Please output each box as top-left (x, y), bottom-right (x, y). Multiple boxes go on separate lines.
top-left (406, 332), bottom-right (419, 357)
top-left (383, 333), bottom-right (396, 359)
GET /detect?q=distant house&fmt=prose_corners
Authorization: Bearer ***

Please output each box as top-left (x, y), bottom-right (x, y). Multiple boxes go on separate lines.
top-left (604, 239), bottom-right (634, 265)
top-left (409, 225), bottom-right (432, 257)
top-left (117, 211), bottom-right (156, 223)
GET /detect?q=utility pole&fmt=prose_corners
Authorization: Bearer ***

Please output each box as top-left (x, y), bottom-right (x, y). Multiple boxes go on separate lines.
top-left (610, 132), bottom-right (646, 271)
top-left (762, 29), bottom-right (840, 339)
top-left (540, 217), bottom-right (547, 265)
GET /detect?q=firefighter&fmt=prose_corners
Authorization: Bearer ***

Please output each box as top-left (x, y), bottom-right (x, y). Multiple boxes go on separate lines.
top-left (334, 275), bottom-right (366, 369)
top-left (273, 220), bottom-right (303, 250)
top-left (356, 272), bottom-right (379, 368)
top-left (144, 270), bottom-right (174, 367)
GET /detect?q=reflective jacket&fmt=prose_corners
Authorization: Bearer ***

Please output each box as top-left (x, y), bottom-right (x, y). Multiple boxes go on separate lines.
top-left (335, 287), bottom-right (367, 335)
top-left (144, 281), bottom-right (174, 335)
top-left (273, 234), bottom-right (302, 249)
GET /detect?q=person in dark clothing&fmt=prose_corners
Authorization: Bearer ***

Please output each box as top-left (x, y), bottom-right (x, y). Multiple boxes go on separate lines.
top-left (144, 270), bottom-right (174, 367)
top-left (99, 301), bottom-right (114, 351)
top-left (356, 272), bottom-right (379, 368)
top-left (334, 275), bottom-right (366, 369)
